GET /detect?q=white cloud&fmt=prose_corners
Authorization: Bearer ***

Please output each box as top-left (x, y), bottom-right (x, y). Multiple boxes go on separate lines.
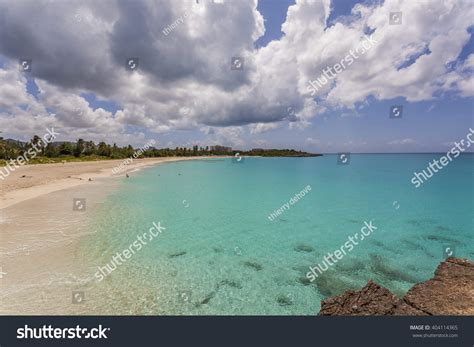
top-left (388, 138), bottom-right (417, 145)
top-left (203, 126), bottom-right (245, 147)
top-left (0, 0), bottom-right (472, 143)
top-left (249, 122), bottom-right (281, 134)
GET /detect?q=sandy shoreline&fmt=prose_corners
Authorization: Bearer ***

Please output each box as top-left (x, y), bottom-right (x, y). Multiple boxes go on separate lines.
top-left (0, 156), bottom-right (219, 209)
top-left (0, 155), bottom-right (227, 314)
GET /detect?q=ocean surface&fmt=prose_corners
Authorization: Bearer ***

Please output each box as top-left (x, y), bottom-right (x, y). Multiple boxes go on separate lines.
top-left (81, 154), bottom-right (474, 315)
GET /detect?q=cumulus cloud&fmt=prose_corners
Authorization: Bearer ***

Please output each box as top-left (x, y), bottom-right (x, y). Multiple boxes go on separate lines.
top-left (249, 122), bottom-right (281, 134)
top-left (203, 126), bottom-right (245, 147)
top-left (0, 0), bottom-right (472, 143)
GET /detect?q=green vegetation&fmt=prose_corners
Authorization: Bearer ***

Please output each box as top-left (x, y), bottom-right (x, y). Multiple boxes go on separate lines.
top-left (242, 148), bottom-right (321, 157)
top-left (0, 135), bottom-right (320, 166)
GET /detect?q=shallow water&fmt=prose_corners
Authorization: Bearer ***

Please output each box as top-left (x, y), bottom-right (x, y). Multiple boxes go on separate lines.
top-left (79, 154), bottom-right (473, 315)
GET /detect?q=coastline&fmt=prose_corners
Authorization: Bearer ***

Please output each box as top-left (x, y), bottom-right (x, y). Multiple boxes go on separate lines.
top-left (0, 155), bottom-right (227, 314)
top-left (0, 156), bottom-right (222, 210)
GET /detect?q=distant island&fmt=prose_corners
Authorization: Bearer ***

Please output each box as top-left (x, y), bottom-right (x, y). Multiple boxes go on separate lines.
top-left (0, 136), bottom-right (321, 165)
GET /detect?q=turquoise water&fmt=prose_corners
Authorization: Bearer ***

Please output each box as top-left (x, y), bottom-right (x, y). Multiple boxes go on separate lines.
top-left (82, 154), bottom-right (473, 315)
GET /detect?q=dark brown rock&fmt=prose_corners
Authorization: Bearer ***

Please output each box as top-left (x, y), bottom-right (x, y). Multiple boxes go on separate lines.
top-left (318, 257), bottom-right (473, 316)
top-left (319, 280), bottom-right (405, 316)
top-left (403, 257), bottom-right (474, 315)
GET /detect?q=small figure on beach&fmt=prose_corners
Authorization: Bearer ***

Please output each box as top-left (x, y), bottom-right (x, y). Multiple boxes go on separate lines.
top-left (126, 173), bottom-right (129, 178)
top-left (88, 178), bottom-right (93, 182)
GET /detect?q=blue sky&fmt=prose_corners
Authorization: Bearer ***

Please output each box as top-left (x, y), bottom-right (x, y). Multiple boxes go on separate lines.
top-left (251, 0), bottom-right (474, 152)
top-left (1, 0), bottom-right (473, 153)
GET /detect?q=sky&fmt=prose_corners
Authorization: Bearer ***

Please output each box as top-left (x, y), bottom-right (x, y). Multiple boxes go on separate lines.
top-left (0, 0), bottom-right (473, 153)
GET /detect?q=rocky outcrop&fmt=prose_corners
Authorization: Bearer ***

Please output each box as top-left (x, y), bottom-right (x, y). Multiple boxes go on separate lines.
top-left (319, 257), bottom-right (474, 316)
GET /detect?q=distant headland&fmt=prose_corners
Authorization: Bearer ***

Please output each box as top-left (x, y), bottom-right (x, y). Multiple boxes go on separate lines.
top-left (0, 135), bottom-right (321, 166)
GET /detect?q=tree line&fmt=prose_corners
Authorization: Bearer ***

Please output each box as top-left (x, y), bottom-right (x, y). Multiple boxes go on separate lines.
top-left (0, 135), bottom-right (318, 162)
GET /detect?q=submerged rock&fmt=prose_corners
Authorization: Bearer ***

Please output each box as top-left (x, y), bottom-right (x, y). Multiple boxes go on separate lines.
top-left (198, 292), bottom-right (216, 305)
top-left (168, 251), bottom-right (187, 258)
top-left (319, 257), bottom-right (473, 315)
top-left (294, 244), bottom-right (314, 253)
top-left (212, 247), bottom-right (224, 253)
top-left (217, 279), bottom-right (242, 289)
top-left (334, 259), bottom-right (366, 273)
top-left (424, 234), bottom-right (459, 244)
top-left (243, 261), bottom-right (263, 271)
top-left (313, 271), bottom-right (359, 297)
top-left (370, 254), bottom-right (420, 283)
top-left (298, 276), bottom-right (312, 286)
top-left (276, 295), bottom-right (293, 306)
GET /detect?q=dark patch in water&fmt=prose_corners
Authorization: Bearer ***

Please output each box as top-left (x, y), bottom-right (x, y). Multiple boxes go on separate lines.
top-left (369, 254), bottom-right (419, 283)
top-left (217, 279), bottom-right (242, 289)
top-left (347, 219), bottom-right (360, 224)
top-left (292, 265), bottom-right (312, 274)
top-left (334, 259), bottom-right (366, 273)
top-left (406, 219), bottom-right (421, 227)
top-left (370, 239), bottom-right (403, 255)
top-left (298, 276), bottom-right (312, 286)
top-left (243, 261), bottom-right (263, 271)
top-left (169, 251), bottom-right (187, 258)
top-left (401, 239), bottom-right (436, 258)
top-left (370, 239), bottom-right (385, 247)
top-left (424, 234), bottom-right (459, 244)
top-left (212, 247), bottom-right (224, 253)
top-left (402, 239), bottom-right (421, 250)
top-left (313, 272), bottom-right (357, 297)
top-left (276, 295), bottom-right (293, 306)
top-left (406, 218), bottom-right (434, 228)
top-left (434, 225), bottom-right (451, 232)
top-left (198, 292), bottom-right (216, 305)
top-left (294, 244), bottom-right (314, 253)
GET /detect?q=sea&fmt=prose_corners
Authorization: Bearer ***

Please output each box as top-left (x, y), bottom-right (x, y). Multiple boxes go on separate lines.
top-left (80, 154), bottom-right (474, 314)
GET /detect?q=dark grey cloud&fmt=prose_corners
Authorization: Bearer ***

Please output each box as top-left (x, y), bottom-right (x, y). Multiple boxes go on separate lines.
top-left (0, 0), bottom-right (471, 139)
top-left (0, 1), bottom-right (123, 94)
